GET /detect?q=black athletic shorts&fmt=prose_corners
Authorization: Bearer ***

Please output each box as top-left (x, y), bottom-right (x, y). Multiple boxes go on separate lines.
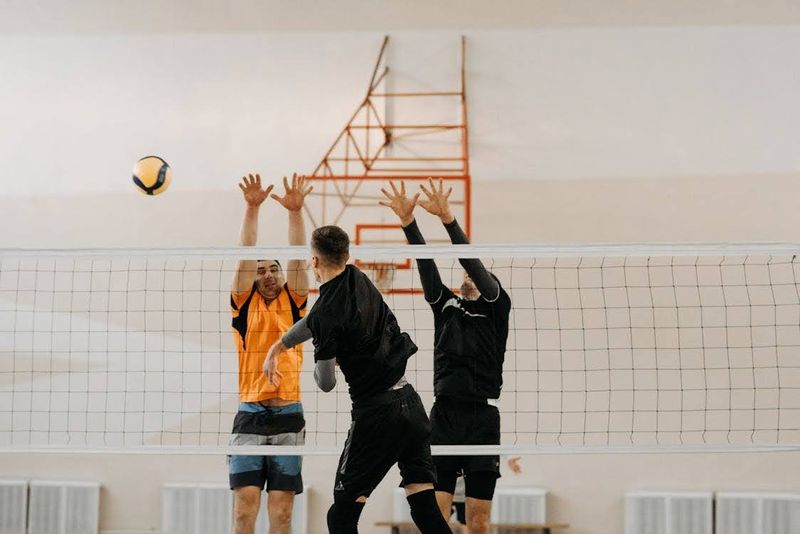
top-left (430, 396), bottom-right (501, 495)
top-left (333, 384), bottom-right (437, 500)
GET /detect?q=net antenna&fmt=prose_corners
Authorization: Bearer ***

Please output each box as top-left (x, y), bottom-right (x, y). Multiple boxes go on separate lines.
top-left (302, 35), bottom-right (471, 293)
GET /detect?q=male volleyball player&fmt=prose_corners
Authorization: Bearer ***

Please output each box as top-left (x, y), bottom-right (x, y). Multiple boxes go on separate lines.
top-left (229, 173), bottom-right (312, 534)
top-left (264, 225), bottom-right (453, 534)
top-left (380, 179), bottom-right (512, 534)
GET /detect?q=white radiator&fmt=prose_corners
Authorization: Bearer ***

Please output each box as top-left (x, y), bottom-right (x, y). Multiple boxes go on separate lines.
top-left (162, 484), bottom-right (233, 534)
top-left (715, 492), bottom-right (800, 534)
top-left (491, 487), bottom-right (547, 523)
top-left (392, 486), bottom-right (547, 525)
top-left (27, 480), bottom-right (100, 534)
top-left (625, 491), bottom-right (713, 534)
top-left (162, 483), bottom-right (309, 534)
top-left (0, 479), bottom-right (28, 534)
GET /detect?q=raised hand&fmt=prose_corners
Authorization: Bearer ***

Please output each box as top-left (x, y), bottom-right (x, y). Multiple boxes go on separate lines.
top-left (271, 173), bottom-right (313, 212)
top-left (379, 181), bottom-right (420, 226)
top-left (418, 177), bottom-right (454, 224)
top-left (507, 456), bottom-right (523, 474)
top-left (238, 173), bottom-right (273, 207)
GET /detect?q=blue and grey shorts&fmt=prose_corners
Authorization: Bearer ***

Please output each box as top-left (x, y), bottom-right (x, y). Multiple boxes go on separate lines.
top-left (228, 402), bottom-right (305, 493)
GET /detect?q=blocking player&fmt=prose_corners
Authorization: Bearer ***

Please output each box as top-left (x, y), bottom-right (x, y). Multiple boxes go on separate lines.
top-left (229, 173), bottom-right (312, 534)
top-left (380, 179), bottom-right (512, 533)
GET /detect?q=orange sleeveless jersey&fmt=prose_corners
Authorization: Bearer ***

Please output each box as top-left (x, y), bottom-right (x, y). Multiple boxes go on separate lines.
top-left (231, 283), bottom-right (307, 403)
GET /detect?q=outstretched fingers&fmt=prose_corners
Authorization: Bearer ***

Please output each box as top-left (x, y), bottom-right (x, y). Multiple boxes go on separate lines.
top-left (419, 180), bottom-right (434, 199)
top-left (298, 174), bottom-right (313, 196)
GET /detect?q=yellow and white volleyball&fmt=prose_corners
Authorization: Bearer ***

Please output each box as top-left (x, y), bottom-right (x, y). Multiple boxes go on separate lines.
top-left (132, 156), bottom-right (172, 196)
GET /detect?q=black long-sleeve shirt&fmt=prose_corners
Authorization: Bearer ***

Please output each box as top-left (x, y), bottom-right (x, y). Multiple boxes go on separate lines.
top-left (402, 218), bottom-right (511, 400)
top-left (305, 265), bottom-right (418, 403)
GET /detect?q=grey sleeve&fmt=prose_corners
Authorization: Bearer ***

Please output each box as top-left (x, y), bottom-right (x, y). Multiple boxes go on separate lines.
top-left (280, 316), bottom-right (313, 349)
top-left (314, 359), bottom-right (337, 392)
top-left (443, 218), bottom-right (501, 301)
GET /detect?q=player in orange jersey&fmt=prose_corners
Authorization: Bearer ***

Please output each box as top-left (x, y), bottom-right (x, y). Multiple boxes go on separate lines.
top-left (229, 173), bottom-right (312, 534)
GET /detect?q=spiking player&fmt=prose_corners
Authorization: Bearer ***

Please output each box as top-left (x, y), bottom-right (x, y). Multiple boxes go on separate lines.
top-left (264, 225), bottom-right (452, 534)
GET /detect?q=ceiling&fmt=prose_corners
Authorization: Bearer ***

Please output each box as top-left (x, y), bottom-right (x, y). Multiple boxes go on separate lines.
top-left (2, 0), bottom-right (800, 33)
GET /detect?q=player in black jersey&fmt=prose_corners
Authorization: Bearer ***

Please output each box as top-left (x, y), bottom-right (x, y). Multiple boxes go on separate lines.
top-left (263, 225), bottom-right (452, 534)
top-left (381, 179), bottom-right (512, 534)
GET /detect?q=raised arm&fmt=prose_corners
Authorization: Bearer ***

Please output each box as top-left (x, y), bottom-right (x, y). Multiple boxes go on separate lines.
top-left (419, 178), bottom-right (500, 301)
top-left (379, 181), bottom-right (444, 303)
top-left (271, 173), bottom-right (313, 297)
top-left (232, 174), bottom-right (274, 294)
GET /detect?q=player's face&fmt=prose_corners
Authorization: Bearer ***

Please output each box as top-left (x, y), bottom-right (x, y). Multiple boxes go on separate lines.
top-left (256, 260), bottom-right (284, 297)
top-left (461, 272), bottom-right (479, 301)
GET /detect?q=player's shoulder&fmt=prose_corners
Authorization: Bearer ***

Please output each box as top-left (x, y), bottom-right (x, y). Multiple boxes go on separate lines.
top-left (349, 264), bottom-right (377, 288)
top-left (429, 283), bottom-right (456, 307)
top-left (281, 283), bottom-right (308, 305)
top-left (350, 265), bottom-right (385, 298)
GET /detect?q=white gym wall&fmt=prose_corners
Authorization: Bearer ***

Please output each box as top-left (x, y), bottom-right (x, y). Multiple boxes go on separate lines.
top-left (1, 2), bottom-right (799, 533)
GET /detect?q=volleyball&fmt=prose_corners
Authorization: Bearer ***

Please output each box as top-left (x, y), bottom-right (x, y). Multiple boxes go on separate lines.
top-left (132, 156), bottom-right (172, 196)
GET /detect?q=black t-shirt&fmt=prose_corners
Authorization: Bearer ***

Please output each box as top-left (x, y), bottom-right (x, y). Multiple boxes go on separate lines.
top-left (306, 265), bottom-right (418, 403)
top-left (430, 279), bottom-right (511, 401)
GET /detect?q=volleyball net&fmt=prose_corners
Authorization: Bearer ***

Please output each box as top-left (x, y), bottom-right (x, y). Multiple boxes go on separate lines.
top-left (1, 244), bottom-right (798, 454)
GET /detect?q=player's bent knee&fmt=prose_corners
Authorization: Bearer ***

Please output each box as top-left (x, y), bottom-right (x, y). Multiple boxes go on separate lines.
top-left (404, 482), bottom-right (435, 496)
top-left (406, 489), bottom-right (452, 533)
top-left (434, 491), bottom-right (454, 519)
top-left (326, 497), bottom-right (366, 534)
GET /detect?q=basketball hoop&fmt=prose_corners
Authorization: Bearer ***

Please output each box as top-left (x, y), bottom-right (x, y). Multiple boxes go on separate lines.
top-left (361, 262), bottom-right (396, 293)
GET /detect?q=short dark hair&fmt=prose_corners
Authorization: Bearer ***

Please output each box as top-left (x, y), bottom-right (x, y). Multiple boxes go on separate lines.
top-left (311, 225), bottom-right (350, 267)
top-left (256, 259), bottom-right (282, 269)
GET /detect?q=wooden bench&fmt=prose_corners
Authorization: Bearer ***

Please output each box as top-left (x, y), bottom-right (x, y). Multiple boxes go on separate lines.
top-left (375, 521), bottom-right (570, 534)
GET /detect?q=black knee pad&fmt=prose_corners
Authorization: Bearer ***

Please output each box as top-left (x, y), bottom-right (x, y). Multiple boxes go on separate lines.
top-left (326, 498), bottom-right (365, 534)
top-left (406, 489), bottom-right (452, 534)
top-left (464, 471), bottom-right (499, 501)
top-left (433, 467), bottom-right (458, 494)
